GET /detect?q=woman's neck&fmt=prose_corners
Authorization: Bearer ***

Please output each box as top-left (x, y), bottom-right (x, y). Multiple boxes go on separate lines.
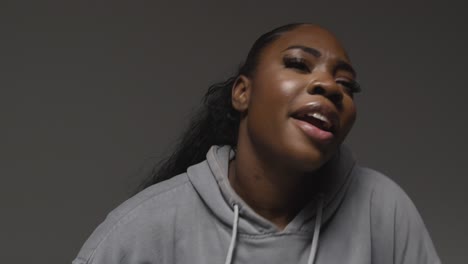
top-left (228, 142), bottom-right (317, 230)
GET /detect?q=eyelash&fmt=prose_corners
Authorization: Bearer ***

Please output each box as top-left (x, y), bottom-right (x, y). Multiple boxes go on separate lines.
top-left (283, 56), bottom-right (362, 95)
top-left (337, 79), bottom-right (362, 95)
top-left (283, 57), bottom-right (310, 73)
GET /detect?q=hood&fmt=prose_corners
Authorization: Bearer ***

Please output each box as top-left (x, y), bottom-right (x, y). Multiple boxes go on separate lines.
top-left (187, 144), bottom-right (356, 235)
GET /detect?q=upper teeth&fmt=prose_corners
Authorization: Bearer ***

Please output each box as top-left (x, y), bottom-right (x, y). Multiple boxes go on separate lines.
top-left (307, 112), bottom-right (329, 124)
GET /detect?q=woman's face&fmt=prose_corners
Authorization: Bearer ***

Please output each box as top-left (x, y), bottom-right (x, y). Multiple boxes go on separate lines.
top-left (236, 25), bottom-right (358, 172)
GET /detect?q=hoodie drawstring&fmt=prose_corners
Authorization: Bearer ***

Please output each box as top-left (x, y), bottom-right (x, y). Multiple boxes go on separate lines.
top-left (307, 195), bottom-right (324, 264)
top-left (224, 196), bottom-right (324, 264)
top-left (224, 204), bottom-right (239, 264)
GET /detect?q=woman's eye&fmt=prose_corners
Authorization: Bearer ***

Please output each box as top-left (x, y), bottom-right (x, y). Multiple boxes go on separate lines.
top-left (283, 57), bottom-right (310, 73)
top-left (336, 79), bottom-right (362, 95)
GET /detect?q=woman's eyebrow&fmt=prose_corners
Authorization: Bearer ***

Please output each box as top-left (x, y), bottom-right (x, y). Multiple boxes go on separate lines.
top-left (283, 45), bottom-right (357, 78)
top-left (283, 45), bottom-right (322, 57)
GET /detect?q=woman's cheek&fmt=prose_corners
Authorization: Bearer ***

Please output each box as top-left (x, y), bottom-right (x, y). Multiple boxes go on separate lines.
top-left (277, 79), bottom-right (302, 97)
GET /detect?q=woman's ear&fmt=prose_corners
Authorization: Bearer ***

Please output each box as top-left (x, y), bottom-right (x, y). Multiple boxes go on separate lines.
top-left (231, 75), bottom-right (251, 112)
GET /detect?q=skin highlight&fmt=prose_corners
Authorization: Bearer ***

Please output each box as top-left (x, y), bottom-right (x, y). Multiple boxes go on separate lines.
top-left (229, 24), bottom-right (357, 230)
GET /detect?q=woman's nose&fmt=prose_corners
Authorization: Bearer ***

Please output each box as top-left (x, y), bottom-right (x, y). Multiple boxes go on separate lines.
top-left (306, 74), bottom-right (343, 106)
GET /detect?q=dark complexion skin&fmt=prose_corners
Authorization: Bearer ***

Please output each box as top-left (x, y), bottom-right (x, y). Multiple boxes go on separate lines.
top-left (229, 25), bottom-right (357, 230)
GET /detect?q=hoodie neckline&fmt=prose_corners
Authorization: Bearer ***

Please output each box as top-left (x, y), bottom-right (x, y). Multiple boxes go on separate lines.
top-left (187, 144), bottom-right (356, 235)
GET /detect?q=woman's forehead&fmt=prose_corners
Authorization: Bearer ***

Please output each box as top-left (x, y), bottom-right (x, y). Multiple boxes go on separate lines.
top-left (265, 25), bottom-right (350, 61)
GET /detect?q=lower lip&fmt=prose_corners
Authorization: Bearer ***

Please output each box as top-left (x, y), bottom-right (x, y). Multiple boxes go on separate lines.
top-left (292, 118), bottom-right (335, 143)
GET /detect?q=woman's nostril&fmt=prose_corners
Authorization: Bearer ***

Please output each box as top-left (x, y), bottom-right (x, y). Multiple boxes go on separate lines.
top-left (310, 85), bottom-right (343, 105)
top-left (312, 86), bottom-right (326, 95)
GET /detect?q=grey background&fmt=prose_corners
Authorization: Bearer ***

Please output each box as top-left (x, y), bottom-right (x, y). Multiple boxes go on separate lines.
top-left (1, 1), bottom-right (466, 263)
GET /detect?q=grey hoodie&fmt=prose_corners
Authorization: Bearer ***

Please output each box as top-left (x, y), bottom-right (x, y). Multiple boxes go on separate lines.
top-left (73, 145), bottom-right (441, 264)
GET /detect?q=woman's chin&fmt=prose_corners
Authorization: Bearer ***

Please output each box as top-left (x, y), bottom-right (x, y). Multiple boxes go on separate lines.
top-left (280, 143), bottom-right (334, 173)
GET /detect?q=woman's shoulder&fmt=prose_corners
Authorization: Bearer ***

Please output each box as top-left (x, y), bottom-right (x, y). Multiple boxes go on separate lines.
top-left (350, 165), bottom-right (409, 202)
top-left (102, 172), bottom-right (196, 231)
top-left (107, 173), bottom-right (193, 222)
top-left (73, 173), bottom-right (196, 264)
top-left (348, 165), bottom-right (422, 218)
top-left (348, 167), bottom-right (441, 263)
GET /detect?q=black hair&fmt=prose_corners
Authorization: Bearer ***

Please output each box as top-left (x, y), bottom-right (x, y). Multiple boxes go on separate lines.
top-left (137, 23), bottom-right (308, 191)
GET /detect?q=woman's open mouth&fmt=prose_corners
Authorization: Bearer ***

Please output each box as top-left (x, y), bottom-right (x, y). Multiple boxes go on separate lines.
top-left (290, 102), bottom-right (339, 143)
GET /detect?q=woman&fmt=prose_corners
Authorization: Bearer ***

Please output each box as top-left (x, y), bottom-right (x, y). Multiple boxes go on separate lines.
top-left (73, 23), bottom-right (441, 264)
